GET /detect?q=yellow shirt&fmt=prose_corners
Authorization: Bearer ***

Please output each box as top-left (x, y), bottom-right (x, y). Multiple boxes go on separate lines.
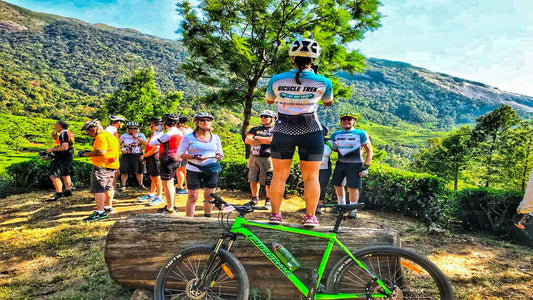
top-left (91, 131), bottom-right (120, 169)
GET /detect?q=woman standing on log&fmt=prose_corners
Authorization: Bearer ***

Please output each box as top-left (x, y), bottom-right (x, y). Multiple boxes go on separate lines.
top-left (266, 38), bottom-right (333, 227)
top-left (178, 112), bottom-right (223, 217)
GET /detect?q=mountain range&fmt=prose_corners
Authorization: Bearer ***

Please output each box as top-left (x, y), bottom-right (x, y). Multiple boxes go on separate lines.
top-left (1, 0), bottom-right (532, 129)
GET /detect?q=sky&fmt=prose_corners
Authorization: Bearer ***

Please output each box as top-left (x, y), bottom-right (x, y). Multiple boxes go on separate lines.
top-left (4, 0), bottom-right (533, 97)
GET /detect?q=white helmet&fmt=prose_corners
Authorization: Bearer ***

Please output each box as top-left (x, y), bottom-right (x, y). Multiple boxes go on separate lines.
top-left (288, 38), bottom-right (321, 58)
top-left (260, 110), bottom-right (277, 120)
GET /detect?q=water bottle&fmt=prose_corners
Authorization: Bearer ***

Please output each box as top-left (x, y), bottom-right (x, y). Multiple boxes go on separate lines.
top-left (272, 242), bottom-right (301, 272)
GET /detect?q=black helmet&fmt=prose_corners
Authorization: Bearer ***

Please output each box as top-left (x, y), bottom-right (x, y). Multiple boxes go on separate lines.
top-left (81, 119), bottom-right (102, 131)
top-left (148, 116), bottom-right (162, 124)
top-left (162, 113), bottom-right (180, 125)
top-left (109, 115), bottom-right (127, 122)
top-left (178, 115), bottom-right (189, 123)
top-left (193, 112), bottom-right (214, 122)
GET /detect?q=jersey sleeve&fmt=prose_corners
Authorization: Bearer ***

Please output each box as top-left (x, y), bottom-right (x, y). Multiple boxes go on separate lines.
top-left (177, 134), bottom-right (190, 157)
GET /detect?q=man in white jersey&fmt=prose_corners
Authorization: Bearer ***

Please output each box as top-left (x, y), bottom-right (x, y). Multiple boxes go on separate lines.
top-left (513, 168), bottom-right (533, 229)
top-left (330, 113), bottom-right (373, 219)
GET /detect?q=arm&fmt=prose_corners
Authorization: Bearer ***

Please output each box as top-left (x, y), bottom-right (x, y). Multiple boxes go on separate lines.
top-left (47, 141), bottom-right (69, 153)
top-left (149, 131), bottom-right (165, 146)
top-left (137, 134), bottom-right (148, 146)
top-left (143, 144), bottom-right (159, 158)
top-left (244, 133), bottom-right (272, 145)
top-left (362, 143), bottom-right (373, 166)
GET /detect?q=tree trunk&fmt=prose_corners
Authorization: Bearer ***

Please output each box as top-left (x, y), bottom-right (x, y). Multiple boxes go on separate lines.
top-left (105, 214), bottom-right (399, 299)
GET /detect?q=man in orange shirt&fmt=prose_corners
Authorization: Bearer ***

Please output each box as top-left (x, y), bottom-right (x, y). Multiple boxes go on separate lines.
top-left (79, 119), bottom-right (120, 221)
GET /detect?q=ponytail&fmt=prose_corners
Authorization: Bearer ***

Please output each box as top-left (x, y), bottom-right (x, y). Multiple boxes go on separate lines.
top-left (293, 56), bottom-right (312, 85)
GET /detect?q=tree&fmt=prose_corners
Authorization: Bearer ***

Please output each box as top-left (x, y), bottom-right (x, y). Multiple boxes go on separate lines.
top-left (410, 126), bottom-right (472, 191)
top-left (177, 0), bottom-right (381, 146)
top-left (470, 104), bottom-right (521, 187)
top-left (100, 67), bottom-right (182, 125)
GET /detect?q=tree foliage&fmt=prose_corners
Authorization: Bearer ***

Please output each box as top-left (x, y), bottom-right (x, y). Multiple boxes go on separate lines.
top-left (99, 68), bottom-right (183, 125)
top-left (177, 0), bottom-right (382, 140)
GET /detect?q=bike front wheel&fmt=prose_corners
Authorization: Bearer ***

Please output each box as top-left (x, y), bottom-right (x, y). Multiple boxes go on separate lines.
top-left (326, 246), bottom-right (454, 299)
top-left (154, 246), bottom-right (249, 300)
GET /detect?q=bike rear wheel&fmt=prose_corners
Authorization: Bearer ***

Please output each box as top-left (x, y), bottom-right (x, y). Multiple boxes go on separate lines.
top-left (326, 246), bottom-right (454, 299)
top-left (154, 246), bottom-right (249, 300)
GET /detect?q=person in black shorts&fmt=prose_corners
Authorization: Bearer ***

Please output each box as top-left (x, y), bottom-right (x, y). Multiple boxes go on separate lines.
top-left (329, 113), bottom-right (373, 219)
top-left (44, 120), bottom-right (74, 202)
top-left (265, 38), bottom-right (333, 227)
top-left (118, 122), bottom-right (148, 190)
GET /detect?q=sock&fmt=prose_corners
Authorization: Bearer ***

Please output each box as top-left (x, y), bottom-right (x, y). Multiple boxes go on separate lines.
top-left (148, 193), bottom-right (155, 197)
top-left (337, 196), bottom-right (346, 205)
top-left (104, 206), bottom-right (112, 210)
top-left (96, 210), bottom-right (105, 214)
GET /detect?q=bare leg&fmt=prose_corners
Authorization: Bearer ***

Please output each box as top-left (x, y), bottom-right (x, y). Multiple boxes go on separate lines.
top-left (162, 179), bottom-right (175, 209)
top-left (136, 173), bottom-right (143, 187)
top-left (347, 187), bottom-right (360, 203)
top-left (250, 182), bottom-right (260, 198)
top-left (203, 188), bottom-right (215, 215)
top-left (62, 176), bottom-right (72, 190)
top-left (50, 177), bottom-right (63, 193)
top-left (300, 160), bottom-right (321, 216)
top-left (95, 193), bottom-right (106, 211)
top-left (105, 189), bottom-right (114, 207)
top-left (269, 159), bottom-right (292, 214)
top-left (121, 173), bottom-right (128, 187)
top-left (186, 189), bottom-right (199, 217)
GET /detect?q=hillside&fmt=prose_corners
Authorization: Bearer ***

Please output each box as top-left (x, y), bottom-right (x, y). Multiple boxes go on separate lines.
top-left (1, 0), bottom-right (532, 128)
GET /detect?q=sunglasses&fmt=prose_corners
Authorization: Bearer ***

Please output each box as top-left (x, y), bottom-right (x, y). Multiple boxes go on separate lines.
top-left (340, 118), bottom-right (354, 121)
top-left (260, 115), bottom-right (272, 118)
top-left (128, 127), bottom-right (139, 130)
top-left (198, 119), bottom-right (212, 122)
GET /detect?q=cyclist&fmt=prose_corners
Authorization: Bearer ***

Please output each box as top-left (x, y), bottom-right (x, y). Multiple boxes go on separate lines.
top-left (79, 119), bottom-right (120, 221)
top-left (329, 113), bottom-right (373, 219)
top-left (177, 112), bottom-right (223, 217)
top-left (266, 38), bottom-right (333, 227)
top-left (44, 120), bottom-right (74, 201)
top-left (244, 110), bottom-right (276, 209)
top-left (513, 168), bottom-right (533, 229)
top-left (118, 121), bottom-right (148, 190)
top-left (139, 117), bottom-right (164, 205)
top-left (175, 115), bottom-right (193, 195)
top-left (149, 113), bottom-right (183, 213)
top-left (105, 115), bottom-right (127, 139)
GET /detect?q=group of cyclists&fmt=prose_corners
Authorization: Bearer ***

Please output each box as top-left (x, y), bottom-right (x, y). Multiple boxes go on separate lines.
top-left (42, 37), bottom-right (378, 226)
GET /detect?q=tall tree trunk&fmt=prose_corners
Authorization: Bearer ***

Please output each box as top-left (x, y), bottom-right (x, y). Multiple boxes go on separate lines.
top-left (241, 76), bottom-right (262, 159)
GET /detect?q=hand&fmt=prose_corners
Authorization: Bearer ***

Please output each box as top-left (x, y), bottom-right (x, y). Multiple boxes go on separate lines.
top-left (359, 164), bottom-right (370, 177)
top-left (192, 154), bottom-right (202, 161)
top-left (215, 154), bottom-right (223, 161)
top-left (78, 150), bottom-right (90, 157)
top-left (51, 132), bottom-right (58, 139)
top-left (139, 155), bottom-right (145, 162)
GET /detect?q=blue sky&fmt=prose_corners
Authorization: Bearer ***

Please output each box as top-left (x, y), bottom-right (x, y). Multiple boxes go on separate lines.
top-left (4, 0), bottom-right (533, 97)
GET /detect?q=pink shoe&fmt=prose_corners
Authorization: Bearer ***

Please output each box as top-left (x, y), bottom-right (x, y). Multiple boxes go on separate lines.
top-left (303, 215), bottom-right (319, 227)
top-left (269, 212), bottom-right (283, 224)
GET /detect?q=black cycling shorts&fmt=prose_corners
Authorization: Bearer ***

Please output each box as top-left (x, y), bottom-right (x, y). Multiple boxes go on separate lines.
top-left (186, 169), bottom-right (219, 190)
top-left (270, 130), bottom-right (324, 161)
top-left (331, 162), bottom-right (363, 189)
top-left (50, 154), bottom-right (73, 178)
top-left (119, 153), bottom-right (146, 175)
top-left (145, 156), bottom-right (160, 177)
top-left (160, 157), bottom-right (180, 181)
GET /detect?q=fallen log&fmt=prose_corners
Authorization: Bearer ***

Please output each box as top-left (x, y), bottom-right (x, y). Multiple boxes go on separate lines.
top-left (105, 214), bottom-right (399, 299)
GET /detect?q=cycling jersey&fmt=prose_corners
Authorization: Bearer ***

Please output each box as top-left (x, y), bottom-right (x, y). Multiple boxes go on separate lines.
top-left (330, 129), bottom-right (370, 163)
top-left (247, 125), bottom-right (274, 157)
top-left (149, 127), bottom-right (183, 161)
top-left (91, 131), bottom-right (120, 169)
top-left (54, 130), bottom-right (74, 156)
top-left (104, 125), bottom-right (119, 140)
top-left (266, 68), bottom-right (333, 115)
top-left (266, 68), bottom-right (333, 135)
top-left (119, 133), bottom-right (147, 154)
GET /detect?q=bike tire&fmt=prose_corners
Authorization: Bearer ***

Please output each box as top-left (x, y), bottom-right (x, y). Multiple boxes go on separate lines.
top-left (326, 246), bottom-right (454, 299)
top-left (154, 245), bottom-right (249, 300)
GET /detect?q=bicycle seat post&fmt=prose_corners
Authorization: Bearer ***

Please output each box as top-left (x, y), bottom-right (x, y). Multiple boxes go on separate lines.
top-left (332, 210), bottom-right (345, 233)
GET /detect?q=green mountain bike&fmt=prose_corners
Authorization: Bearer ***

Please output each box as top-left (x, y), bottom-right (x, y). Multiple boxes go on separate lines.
top-left (154, 193), bottom-right (454, 299)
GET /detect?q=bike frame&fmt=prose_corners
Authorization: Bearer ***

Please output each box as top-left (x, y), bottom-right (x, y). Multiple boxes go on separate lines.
top-left (226, 216), bottom-right (392, 299)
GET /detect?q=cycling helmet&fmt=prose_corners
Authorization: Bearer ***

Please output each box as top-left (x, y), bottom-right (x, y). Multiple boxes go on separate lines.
top-left (193, 112), bottom-right (214, 122)
top-left (81, 119), bottom-right (102, 131)
top-left (148, 116), bottom-right (162, 124)
top-left (178, 115), bottom-right (189, 123)
top-left (162, 113), bottom-right (180, 125)
top-left (109, 115), bottom-right (127, 122)
top-left (289, 38), bottom-right (321, 58)
top-left (260, 110), bottom-right (277, 120)
top-left (126, 121), bottom-right (139, 128)
top-left (340, 112), bottom-right (358, 120)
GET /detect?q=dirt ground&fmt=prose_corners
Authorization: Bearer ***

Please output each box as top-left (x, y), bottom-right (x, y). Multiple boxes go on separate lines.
top-left (0, 188), bottom-right (532, 299)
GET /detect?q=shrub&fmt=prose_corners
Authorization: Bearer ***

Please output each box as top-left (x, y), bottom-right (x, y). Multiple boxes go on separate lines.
top-left (362, 164), bottom-right (450, 223)
top-left (455, 188), bottom-right (523, 233)
top-left (3, 158), bottom-right (93, 196)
